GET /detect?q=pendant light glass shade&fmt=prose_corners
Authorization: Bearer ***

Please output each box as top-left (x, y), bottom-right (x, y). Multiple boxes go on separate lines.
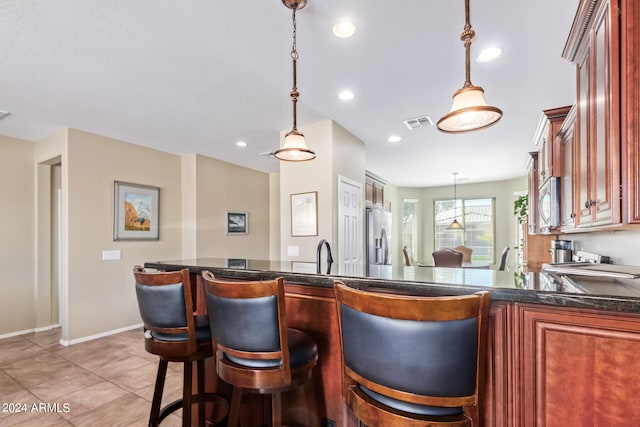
top-left (447, 218), bottom-right (464, 230)
top-left (274, 130), bottom-right (315, 161)
top-left (437, 86), bottom-right (503, 133)
top-left (273, 0), bottom-right (315, 162)
top-left (437, 0), bottom-right (502, 133)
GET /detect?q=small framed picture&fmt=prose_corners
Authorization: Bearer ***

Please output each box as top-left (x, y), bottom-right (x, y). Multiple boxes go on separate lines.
top-left (226, 211), bottom-right (248, 235)
top-left (114, 181), bottom-right (159, 241)
top-left (227, 258), bottom-right (248, 269)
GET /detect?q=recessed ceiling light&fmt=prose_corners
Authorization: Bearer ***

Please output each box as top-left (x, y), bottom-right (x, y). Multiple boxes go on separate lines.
top-left (476, 46), bottom-right (502, 62)
top-left (338, 90), bottom-right (355, 101)
top-left (332, 20), bottom-right (356, 38)
top-left (387, 135), bottom-right (402, 143)
top-left (235, 141), bottom-right (247, 148)
top-left (0, 110), bottom-right (10, 122)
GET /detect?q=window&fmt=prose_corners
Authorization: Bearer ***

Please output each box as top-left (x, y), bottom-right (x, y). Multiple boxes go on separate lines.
top-left (434, 197), bottom-right (495, 262)
top-left (402, 199), bottom-right (419, 259)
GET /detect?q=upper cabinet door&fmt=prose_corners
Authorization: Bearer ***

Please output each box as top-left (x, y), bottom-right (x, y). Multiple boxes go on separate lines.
top-left (621, 0), bottom-right (640, 223)
top-left (591, 1), bottom-right (620, 225)
top-left (559, 106), bottom-right (578, 231)
top-left (564, 0), bottom-right (621, 228)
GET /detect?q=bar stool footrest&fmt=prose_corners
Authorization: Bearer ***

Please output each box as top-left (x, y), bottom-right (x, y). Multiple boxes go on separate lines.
top-left (157, 393), bottom-right (229, 426)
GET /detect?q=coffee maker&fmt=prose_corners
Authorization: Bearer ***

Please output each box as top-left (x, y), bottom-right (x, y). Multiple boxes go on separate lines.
top-left (551, 240), bottom-right (573, 263)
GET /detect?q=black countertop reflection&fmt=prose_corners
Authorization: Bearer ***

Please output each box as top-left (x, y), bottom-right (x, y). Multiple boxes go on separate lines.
top-left (144, 258), bottom-right (640, 314)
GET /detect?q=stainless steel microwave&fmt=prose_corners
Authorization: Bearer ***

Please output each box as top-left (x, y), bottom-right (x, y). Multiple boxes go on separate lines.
top-left (539, 177), bottom-right (561, 231)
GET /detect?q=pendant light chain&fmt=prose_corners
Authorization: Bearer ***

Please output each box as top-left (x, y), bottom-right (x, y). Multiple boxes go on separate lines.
top-left (290, 6), bottom-right (300, 131)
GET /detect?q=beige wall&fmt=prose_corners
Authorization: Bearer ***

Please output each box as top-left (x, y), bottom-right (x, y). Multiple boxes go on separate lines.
top-left (279, 120), bottom-right (366, 264)
top-left (280, 120), bottom-right (333, 262)
top-left (64, 129), bottom-right (183, 341)
top-left (2, 127), bottom-right (275, 341)
top-left (330, 122), bottom-right (366, 248)
top-left (395, 176), bottom-right (528, 269)
top-left (193, 154), bottom-right (270, 259)
top-left (181, 153), bottom-right (197, 259)
top-left (269, 173), bottom-right (281, 260)
top-left (0, 135), bottom-right (36, 335)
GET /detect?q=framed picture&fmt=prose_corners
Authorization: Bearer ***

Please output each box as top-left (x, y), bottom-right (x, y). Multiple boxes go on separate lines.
top-left (226, 211), bottom-right (248, 235)
top-left (227, 258), bottom-right (248, 269)
top-left (290, 191), bottom-right (318, 236)
top-left (114, 181), bottom-right (159, 241)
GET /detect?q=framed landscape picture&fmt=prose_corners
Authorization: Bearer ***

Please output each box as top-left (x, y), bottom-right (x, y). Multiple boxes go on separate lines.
top-left (113, 181), bottom-right (159, 241)
top-left (226, 211), bottom-right (248, 235)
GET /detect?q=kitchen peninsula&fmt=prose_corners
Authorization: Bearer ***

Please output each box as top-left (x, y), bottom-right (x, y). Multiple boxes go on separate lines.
top-left (146, 258), bottom-right (640, 426)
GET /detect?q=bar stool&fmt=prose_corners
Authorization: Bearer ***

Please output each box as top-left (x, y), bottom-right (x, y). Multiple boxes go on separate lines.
top-left (334, 281), bottom-right (490, 427)
top-left (133, 266), bottom-right (228, 427)
top-left (201, 271), bottom-right (319, 427)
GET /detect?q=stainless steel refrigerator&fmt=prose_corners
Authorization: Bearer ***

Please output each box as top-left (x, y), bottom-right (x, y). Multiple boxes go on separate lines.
top-left (366, 207), bottom-right (392, 278)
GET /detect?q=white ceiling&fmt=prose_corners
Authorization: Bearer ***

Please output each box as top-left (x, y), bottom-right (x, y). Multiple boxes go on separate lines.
top-left (0, 0), bottom-right (579, 188)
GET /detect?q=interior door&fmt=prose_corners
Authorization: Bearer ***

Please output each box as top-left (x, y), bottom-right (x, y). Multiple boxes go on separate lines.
top-left (337, 176), bottom-right (363, 276)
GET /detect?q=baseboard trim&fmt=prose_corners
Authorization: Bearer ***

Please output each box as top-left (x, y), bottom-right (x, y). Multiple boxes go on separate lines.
top-left (0, 324), bottom-right (61, 340)
top-left (59, 323), bottom-right (143, 347)
top-left (35, 324), bottom-right (60, 332)
top-left (0, 328), bottom-right (37, 340)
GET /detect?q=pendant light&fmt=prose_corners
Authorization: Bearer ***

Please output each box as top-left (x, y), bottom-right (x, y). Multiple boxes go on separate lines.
top-left (273, 0), bottom-right (315, 161)
top-left (437, 0), bottom-right (502, 133)
top-left (447, 172), bottom-right (464, 230)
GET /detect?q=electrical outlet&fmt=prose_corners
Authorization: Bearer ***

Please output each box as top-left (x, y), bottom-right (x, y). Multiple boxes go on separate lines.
top-left (323, 418), bottom-right (336, 427)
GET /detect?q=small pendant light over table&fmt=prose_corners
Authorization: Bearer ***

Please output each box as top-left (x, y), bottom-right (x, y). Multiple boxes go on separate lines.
top-left (447, 172), bottom-right (464, 230)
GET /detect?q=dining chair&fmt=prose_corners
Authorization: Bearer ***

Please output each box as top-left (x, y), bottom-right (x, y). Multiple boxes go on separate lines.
top-left (432, 249), bottom-right (464, 267)
top-left (334, 281), bottom-right (490, 426)
top-left (497, 246), bottom-right (510, 271)
top-left (403, 246), bottom-right (415, 266)
top-left (453, 245), bottom-right (473, 263)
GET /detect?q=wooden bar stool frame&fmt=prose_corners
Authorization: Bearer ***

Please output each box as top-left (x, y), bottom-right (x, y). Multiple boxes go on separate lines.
top-left (334, 281), bottom-right (490, 427)
top-left (202, 272), bottom-right (319, 427)
top-left (133, 266), bottom-right (228, 427)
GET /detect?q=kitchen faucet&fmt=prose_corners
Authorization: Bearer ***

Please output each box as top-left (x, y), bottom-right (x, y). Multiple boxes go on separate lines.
top-left (316, 239), bottom-right (333, 274)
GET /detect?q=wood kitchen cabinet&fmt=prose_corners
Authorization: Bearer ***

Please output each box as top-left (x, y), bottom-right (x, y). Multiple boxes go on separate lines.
top-left (365, 175), bottom-right (384, 208)
top-left (557, 105), bottom-right (578, 230)
top-left (533, 106), bottom-right (572, 186)
top-left (481, 302), bottom-right (513, 427)
top-left (515, 303), bottom-right (640, 426)
top-left (621, 0), bottom-right (640, 223)
top-left (526, 152), bottom-right (539, 235)
top-left (527, 107), bottom-right (570, 236)
top-left (563, 0), bottom-right (621, 228)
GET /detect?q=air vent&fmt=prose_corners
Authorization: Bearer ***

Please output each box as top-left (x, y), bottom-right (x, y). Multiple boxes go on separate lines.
top-left (0, 110), bottom-right (10, 122)
top-left (403, 115), bottom-right (434, 130)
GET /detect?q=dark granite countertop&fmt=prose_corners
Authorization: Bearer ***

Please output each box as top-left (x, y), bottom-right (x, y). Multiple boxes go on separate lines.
top-left (144, 258), bottom-right (640, 314)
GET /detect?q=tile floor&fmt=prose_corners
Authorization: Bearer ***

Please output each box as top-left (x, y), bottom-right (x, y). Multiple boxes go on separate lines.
top-left (0, 327), bottom-right (185, 426)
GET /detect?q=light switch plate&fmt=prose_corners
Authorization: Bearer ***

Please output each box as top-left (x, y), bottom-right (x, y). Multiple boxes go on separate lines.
top-left (102, 250), bottom-right (121, 260)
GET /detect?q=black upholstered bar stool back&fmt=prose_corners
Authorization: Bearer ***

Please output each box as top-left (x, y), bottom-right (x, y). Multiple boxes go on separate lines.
top-left (133, 266), bottom-right (227, 427)
top-left (202, 271), bottom-right (319, 427)
top-left (334, 281), bottom-right (490, 427)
